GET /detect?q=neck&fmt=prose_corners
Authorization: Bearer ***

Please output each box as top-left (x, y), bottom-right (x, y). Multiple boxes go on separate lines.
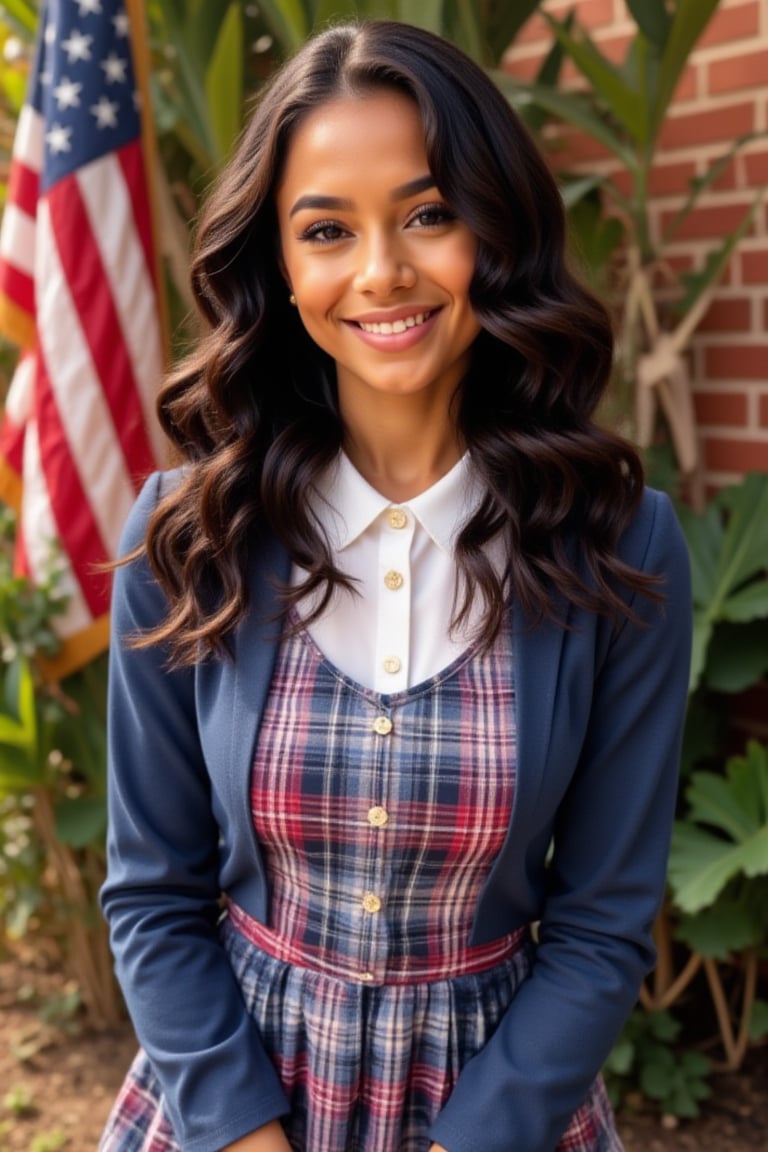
top-left (340, 395), bottom-right (463, 503)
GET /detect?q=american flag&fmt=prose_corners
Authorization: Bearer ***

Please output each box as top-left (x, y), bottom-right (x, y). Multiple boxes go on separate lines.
top-left (0, 0), bottom-right (167, 678)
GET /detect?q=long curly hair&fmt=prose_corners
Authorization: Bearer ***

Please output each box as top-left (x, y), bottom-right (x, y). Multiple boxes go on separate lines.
top-left (139, 19), bottom-right (657, 665)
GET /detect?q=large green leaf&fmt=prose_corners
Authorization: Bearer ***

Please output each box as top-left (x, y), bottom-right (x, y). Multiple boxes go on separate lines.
top-left (750, 1000), bottom-right (768, 1041)
top-left (650, 0), bottom-right (721, 138)
top-left (622, 32), bottom-right (660, 165)
top-left (204, 2), bottom-right (244, 164)
top-left (680, 691), bottom-right (724, 779)
top-left (675, 197), bottom-right (761, 318)
top-left (677, 502), bottom-right (720, 607)
top-left (259, 0), bottom-right (311, 52)
top-left (399, 0), bottom-right (444, 35)
top-left (566, 190), bottom-right (625, 297)
top-left (665, 133), bottom-right (763, 244)
top-left (0, 0), bottom-right (38, 36)
top-left (472, 0), bottom-right (543, 65)
top-left (543, 13), bottom-right (647, 145)
top-left (154, 0), bottom-right (222, 167)
top-left (521, 11), bottom-right (572, 133)
top-left (312, 0), bottom-right (385, 27)
top-left (705, 620), bottom-right (768, 693)
top-left (55, 796), bottom-right (108, 849)
top-left (0, 743), bottom-right (42, 792)
top-left (676, 898), bottom-right (764, 959)
top-left (625, 0), bottom-right (671, 47)
top-left (669, 741), bottom-right (768, 913)
top-left (496, 78), bottom-right (637, 169)
top-left (715, 472), bottom-right (768, 602)
top-left (677, 473), bottom-right (768, 691)
top-left (0, 658), bottom-right (40, 791)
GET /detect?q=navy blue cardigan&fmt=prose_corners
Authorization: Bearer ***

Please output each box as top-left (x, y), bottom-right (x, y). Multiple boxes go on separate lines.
top-left (101, 472), bottom-right (691, 1152)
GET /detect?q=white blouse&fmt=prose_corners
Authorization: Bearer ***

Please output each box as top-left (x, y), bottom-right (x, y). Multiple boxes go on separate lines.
top-left (292, 452), bottom-right (504, 693)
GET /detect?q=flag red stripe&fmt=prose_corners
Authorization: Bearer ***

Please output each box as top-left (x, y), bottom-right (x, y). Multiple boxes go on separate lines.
top-left (117, 140), bottom-right (157, 289)
top-left (14, 521), bottom-right (30, 579)
top-left (34, 351), bottom-right (113, 617)
top-left (0, 411), bottom-right (25, 475)
top-left (0, 261), bottom-right (35, 317)
top-left (47, 177), bottom-right (156, 487)
top-left (7, 160), bottom-right (39, 220)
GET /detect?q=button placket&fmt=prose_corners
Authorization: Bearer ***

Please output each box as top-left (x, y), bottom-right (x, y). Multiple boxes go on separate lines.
top-left (359, 690), bottom-right (395, 985)
top-left (374, 508), bottom-right (413, 692)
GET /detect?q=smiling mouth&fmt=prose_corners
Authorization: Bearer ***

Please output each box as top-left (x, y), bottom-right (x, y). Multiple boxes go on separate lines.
top-left (355, 310), bottom-right (435, 335)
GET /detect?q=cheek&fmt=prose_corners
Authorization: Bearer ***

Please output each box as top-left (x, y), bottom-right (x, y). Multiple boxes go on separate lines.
top-left (439, 238), bottom-right (477, 301)
top-left (289, 260), bottom-right (345, 310)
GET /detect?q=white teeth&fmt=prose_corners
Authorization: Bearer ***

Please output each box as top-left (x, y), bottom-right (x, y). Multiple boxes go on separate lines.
top-left (358, 311), bottom-right (429, 334)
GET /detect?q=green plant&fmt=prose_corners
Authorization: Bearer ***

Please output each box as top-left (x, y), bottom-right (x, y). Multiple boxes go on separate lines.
top-left (665, 741), bottom-right (768, 1070)
top-left (499, 0), bottom-right (762, 501)
top-left (0, 516), bottom-right (116, 1026)
top-left (634, 473), bottom-right (768, 1073)
top-left (2, 1084), bottom-right (35, 1117)
top-left (604, 1009), bottom-right (710, 1119)
top-left (670, 741), bottom-right (768, 918)
top-left (29, 1131), bottom-right (66, 1152)
top-left (676, 472), bottom-right (768, 693)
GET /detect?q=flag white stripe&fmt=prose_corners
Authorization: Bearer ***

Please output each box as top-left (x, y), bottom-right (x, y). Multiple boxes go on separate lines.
top-left (0, 204), bottom-right (37, 278)
top-left (12, 105), bottom-right (43, 172)
top-left (21, 417), bottom-right (92, 637)
top-left (78, 154), bottom-right (167, 466)
top-left (4, 354), bottom-right (35, 426)
top-left (36, 202), bottom-right (136, 557)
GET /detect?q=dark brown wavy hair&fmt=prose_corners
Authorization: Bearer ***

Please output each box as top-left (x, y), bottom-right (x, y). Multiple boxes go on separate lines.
top-left (139, 19), bottom-right (658, 665)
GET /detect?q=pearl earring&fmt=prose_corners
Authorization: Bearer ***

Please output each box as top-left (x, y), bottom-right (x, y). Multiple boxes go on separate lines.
top-left (289, 293), bottom-right (297, 306)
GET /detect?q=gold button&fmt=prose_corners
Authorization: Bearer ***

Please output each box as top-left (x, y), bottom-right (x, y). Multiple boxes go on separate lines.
top-left (367, 805), bottom-right (389, 827)
top-left (372, 716), bottom-right (393, 735)
top-left (388, 509), bottom-right (407, 529)
top-left (359, 971), bottom-right (374, 982)
top-left (384, 570), bottom-right (404, 591)
top-left (383, 656), bottom-right (401, 675)
top-left (362, 893), bottom-right (382, 913)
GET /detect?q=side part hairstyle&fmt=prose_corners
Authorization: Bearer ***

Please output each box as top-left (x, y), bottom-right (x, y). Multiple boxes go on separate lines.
top-left (140, 20), bottom-right (657, 665)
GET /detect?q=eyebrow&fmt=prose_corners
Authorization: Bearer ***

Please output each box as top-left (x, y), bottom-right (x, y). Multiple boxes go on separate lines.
top-left (288, 174), bottom-right (437, 218)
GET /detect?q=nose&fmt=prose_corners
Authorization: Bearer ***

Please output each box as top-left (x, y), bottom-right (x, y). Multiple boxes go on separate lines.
top-left (352, 231), bottom-right (416, 296)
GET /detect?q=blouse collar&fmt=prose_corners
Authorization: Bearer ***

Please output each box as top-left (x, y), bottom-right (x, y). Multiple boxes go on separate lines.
top-left (313, 451), bottom-right (484, 556)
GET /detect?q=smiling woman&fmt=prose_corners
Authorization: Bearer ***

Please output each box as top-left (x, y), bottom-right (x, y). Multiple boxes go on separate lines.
top-left (97, 19), bottom-right (692, 1152)
top-left (276, 88), bottom-right (480, 496)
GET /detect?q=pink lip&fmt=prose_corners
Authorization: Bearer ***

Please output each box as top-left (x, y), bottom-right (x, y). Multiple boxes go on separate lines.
top-left (343, 307), bottom-right (440, 352)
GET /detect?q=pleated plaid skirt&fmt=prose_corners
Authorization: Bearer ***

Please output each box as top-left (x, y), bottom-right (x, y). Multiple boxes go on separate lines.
top-left (100, 621), bottom-right (623, 1152)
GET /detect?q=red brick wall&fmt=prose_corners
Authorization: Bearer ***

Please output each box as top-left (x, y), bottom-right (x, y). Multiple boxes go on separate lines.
top-left (505, 0), bottom-right (768, 488)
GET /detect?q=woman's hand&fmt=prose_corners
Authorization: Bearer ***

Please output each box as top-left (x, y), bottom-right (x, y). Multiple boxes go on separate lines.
top-left (221, 1119), bottom-right (293, 1151)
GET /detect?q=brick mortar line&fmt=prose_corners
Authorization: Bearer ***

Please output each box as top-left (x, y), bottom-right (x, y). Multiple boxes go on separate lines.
top-left (700, 428), bottom-right (768, 435)
top-left (693, 336), bottom-right (768, 348)
top-left (691, 383), bottom-right (768, 393)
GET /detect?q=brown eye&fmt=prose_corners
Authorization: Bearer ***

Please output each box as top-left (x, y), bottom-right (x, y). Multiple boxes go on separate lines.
top-left (409, 203), bottom-right (454, 228)
top-left (299, 220), bottom-right (348, 243)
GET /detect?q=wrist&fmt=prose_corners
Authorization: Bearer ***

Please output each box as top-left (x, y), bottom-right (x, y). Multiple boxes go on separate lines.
top-left (221, 1119), bottom-right (292, 1151)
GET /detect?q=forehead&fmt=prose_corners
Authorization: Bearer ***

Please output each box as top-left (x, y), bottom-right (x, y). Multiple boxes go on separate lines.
top-left (277, 89), bottom-right (430, 202)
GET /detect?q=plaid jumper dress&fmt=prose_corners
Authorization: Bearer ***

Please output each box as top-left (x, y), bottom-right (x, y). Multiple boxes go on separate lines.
top-left (100, 618), bottom-right (622, 1152)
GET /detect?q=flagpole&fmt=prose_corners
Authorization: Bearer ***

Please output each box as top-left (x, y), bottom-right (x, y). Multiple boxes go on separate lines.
top-left (125, 0), bottom-right (171, 375)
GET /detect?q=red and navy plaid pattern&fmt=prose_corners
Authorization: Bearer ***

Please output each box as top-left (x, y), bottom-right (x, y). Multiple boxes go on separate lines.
top-left (100, 622), bottom-right (624, 1151)
top-left (243, 619), bottom-right (520, 984)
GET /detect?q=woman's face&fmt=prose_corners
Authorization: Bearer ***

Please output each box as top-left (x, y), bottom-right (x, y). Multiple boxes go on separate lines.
top-left (276, 88), bottom-right (481, 415)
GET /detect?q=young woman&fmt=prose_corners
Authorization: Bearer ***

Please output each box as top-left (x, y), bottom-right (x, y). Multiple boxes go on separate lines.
top-left (99, 20), bottom-right (691, 1152)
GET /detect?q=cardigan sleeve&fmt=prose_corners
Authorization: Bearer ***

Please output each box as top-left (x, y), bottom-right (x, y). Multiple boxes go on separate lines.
top-left (429, 490), bottom-right (692, 1152)
top-left (100, 473), bottom-right (289, 1152)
